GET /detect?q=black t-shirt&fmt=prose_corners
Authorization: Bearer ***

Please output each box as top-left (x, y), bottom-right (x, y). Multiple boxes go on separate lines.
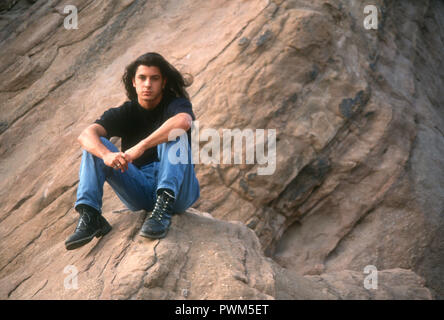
top-left (94, 94), bottom-right (195, 168)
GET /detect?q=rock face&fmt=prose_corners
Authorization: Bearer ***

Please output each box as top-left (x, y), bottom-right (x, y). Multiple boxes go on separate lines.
top-left (0, 0), bottom-right (442, 299)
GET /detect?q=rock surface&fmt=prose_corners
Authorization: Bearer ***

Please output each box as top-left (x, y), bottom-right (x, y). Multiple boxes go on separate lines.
top-left (0, 208), bottom-right (432, 300)
top-left (0, 0), bottom-right (442, 299)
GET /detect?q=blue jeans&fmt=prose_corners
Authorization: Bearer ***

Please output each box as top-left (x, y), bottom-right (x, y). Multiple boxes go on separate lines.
top-left (74, 135), bottom-right (200, 214)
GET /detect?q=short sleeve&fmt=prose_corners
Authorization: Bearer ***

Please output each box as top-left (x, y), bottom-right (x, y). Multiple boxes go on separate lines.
top-left (94, 102), bottom-right (130, 138)
top-left (166, 97), bottom-right (195, 121)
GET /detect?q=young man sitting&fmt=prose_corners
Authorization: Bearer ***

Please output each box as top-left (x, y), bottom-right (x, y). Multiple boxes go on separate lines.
top-left (65, 52), bottom-right (200, 250)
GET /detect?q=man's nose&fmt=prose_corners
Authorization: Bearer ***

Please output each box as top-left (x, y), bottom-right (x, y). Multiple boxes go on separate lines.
top-left (143, 79), bottom-right (151, 87)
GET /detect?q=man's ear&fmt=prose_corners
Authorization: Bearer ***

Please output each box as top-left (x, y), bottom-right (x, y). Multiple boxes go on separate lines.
top-left (162, 77), bottom-right (167, 89)
top-left (132, 77), bottom-right (136, 88)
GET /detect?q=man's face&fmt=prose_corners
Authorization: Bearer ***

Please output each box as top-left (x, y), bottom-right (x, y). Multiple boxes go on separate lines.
top-left (132, 65), bottom-right (166, 108)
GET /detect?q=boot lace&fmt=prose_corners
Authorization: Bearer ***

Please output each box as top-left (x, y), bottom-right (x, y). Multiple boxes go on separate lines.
top-left (148, 191), bottom-right (175, 222)
top-left (76, 212), bottom-right (91, 231)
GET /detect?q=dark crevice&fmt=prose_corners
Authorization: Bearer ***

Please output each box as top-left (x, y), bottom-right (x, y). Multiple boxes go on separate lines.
top-left (128, 239), bottom-right (161, 299)
top-left (0, 193), bottom-right (34, 224)
top-left (7, 274), bottom-right (32, 298)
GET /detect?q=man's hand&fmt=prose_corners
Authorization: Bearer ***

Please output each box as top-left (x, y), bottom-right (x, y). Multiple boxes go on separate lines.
top-left (103, 151), bottom-right (129, 173)
top-left (124, 144), bottom-right (145, 164)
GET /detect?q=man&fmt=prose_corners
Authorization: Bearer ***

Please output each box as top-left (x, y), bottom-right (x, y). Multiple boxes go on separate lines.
top-left (65, 52), bottom-right (200, 250)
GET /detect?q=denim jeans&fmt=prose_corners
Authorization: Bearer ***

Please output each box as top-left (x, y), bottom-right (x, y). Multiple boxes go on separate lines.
top-left (74, 135), bottom-right (200, 214)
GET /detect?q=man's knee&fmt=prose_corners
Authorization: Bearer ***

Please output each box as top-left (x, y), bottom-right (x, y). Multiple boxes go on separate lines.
top-left (158, 134), bottom-right (191, 164)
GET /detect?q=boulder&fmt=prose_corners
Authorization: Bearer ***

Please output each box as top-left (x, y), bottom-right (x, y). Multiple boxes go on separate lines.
top-left (0, 208), bottom-right (431, 300)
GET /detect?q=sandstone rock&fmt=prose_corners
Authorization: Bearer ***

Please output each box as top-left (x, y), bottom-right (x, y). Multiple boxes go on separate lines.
top-left (273, 264), bottom-right (432, 300)
top-left (0, 208), bottom-right (431, 300)
top-left (0, 0), bottom-right (442, 299)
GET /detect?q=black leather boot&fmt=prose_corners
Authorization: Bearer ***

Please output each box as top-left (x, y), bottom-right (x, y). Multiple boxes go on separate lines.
top-left (65, 205), bottom-right (112, 250)
top-left (139, 189), bottom-right (175, 239)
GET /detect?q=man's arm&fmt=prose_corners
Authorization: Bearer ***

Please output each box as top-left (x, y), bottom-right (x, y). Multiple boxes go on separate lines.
top-left (78, 124), bottom-right (110, 159)
top-left (124, 113), bottom-right (192, 162)
top-left (78, 124), bottom-right (129, 172)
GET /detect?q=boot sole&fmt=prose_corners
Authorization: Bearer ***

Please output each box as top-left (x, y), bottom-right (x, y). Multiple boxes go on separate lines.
top-left (139, 228), bottom-right (168, 239)
top-left (65, 223), bottom-right (112, 251)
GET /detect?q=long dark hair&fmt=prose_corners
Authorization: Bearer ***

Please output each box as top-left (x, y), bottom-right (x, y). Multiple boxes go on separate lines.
top-left (122, 52), bottom-right (192, 101)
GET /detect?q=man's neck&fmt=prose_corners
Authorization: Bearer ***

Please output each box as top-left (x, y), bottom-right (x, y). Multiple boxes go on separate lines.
top-left (138, 94), bottom-right (163, 110)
